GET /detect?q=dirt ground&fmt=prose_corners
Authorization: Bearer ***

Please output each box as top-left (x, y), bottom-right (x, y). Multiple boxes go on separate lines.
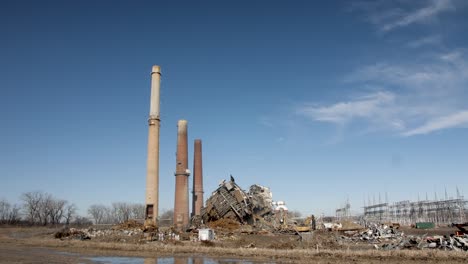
top-left (0, 228), bottom-right (94, 263)
top-left (398, 225), bottom-right (457, 236)
top-left (0, 226), bottom-right (466, 264)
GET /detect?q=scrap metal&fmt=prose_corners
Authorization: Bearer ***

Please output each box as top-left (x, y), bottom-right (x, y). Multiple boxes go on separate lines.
top-left (201, 177), bottom-right (273, 225)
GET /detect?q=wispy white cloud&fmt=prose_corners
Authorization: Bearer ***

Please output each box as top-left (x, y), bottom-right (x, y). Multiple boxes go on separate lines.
top-left (407, 34), bottom-right (442, 48)
top-left (440, 50), bottom-right (464, 63)
top-left (296, 2), bottom-right (467, 138)
top-left (381, 0), bottom-right (454, 32)
top-left (297, 50), bottom-right (468, 137)
top-left (297, 91), bottom-right (396, 124)
top-left (345, 50), bottom-right (468, 96)
top-left (352, 0), bottom-right (456, 32)
top-left (402, 110), bottom-right (468, 136)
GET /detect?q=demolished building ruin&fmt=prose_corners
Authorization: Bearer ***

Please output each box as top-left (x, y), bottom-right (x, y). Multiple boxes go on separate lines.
top-left (200, 177), bottom-right (274, 225)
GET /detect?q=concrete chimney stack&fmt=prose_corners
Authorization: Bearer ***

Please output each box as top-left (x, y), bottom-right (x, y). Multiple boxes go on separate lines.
top-left (145, 65), bottom-right (161, 226)
top-left (174, 120), bottom-right (190, 230)
top-left (192, 139), bottom-right (204, 217)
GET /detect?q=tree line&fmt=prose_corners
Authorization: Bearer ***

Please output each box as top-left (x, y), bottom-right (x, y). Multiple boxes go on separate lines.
top-left (21, 191), bottom-right (76, 225)
top-left (0, 199), bottom-right (21, 224)
top-left (87, 203), bottom-right (145, 224)
top-left (1, 191), bottom-right (150, 226)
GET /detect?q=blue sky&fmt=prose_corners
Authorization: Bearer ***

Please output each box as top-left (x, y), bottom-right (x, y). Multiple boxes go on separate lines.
top-left (1, 0), bottom-right (467, 216)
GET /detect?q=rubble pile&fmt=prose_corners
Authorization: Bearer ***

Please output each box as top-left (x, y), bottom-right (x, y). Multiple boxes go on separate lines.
top-left (201, 179), bottom-right (251, 223)
top-left (380, 234), bottom-right (468, 251)
top-left (339, 223), bottom-right (403, 244)
top-left (113, 219), bottom-right (143, 230)
top-left (339, 223), bottom-right (468, 251)
top-left (201, 178), bottom-right (273, 225)
top-left (54, 226), bottom-right (143, 241)
top-left (248, 184), bottom-right (273, 217)
top-left (54, 228), bottom-right (91, 240)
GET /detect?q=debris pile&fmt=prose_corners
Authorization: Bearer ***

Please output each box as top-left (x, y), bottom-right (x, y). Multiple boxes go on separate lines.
top-left (339, 223), bottom-right (403, 244)
top-left (339, 222), bottom-right (468, 251)
top-left (201, 177), bottom-right (273, 225)
top-left (452, 222), bottom-right (468, 236)
top-left (54, 228), bottom-right (91, 240)
top-left (380, 234), bottom-right (468, 251)
top-left (113, 219), bottom-right (143, 230)
top-left (249, 184), bottom-right (273, 217)
top-left (359, 223), bottom-right (401, 241)
top-left (54, 227), bottom-right (143, 241)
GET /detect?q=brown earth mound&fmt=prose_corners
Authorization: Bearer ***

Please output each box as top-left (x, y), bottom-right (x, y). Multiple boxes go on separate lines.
top-left (113, 220), bottom-right (143, 230)
top-left (208, 219), bottom-right (240, 231)
top-left (339, 220), bottom-right (365, 231)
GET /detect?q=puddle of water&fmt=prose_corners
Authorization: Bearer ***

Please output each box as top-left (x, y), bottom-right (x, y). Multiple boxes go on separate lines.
top-left (86, 256), bottom-right (146, 264)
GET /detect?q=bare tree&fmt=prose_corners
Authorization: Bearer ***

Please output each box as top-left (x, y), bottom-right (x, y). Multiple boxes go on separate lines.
top-left (64, 203), bottom-right (76, 225)
top-left (73, 216), bottom-right (92, 226)
top-left (88, 204), bottom-right (107, 224)
top-left (130, 203), bottom-right (145, 220)
top-left (0, 199), bottom-right (10, 223)
top-left (21, 191), bottom-right (44, 224)
top-left (0, 200), bottom-right (21, 224)
top-left (102, 206), bottom-right (113, 224)
top-left (8, 204), bottom-right (21, 224)
top-left (49, 199), bottom-right (66, 225)
top-left (0, 199), bottom-right (12, 224)
top-left (112, 202), bottom-right (131, 223)
top-left (88, 203), bottom-right (147, 224)
top-left (21, 191), bottom-right (72, 225)
top-left (38, 193), bottom-right (54, 225)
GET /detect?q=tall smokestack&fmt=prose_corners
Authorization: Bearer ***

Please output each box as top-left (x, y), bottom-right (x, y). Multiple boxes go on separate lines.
top-left (192, 139), bottom-right (204, 217)
top-left (174, 120), bottom-right (190, 230)
top-left (145, 65), bottom-right (161, 226)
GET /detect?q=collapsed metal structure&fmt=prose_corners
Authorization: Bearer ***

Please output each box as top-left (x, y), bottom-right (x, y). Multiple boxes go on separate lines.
top-left (201, 177), bottom-right (274, 225)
